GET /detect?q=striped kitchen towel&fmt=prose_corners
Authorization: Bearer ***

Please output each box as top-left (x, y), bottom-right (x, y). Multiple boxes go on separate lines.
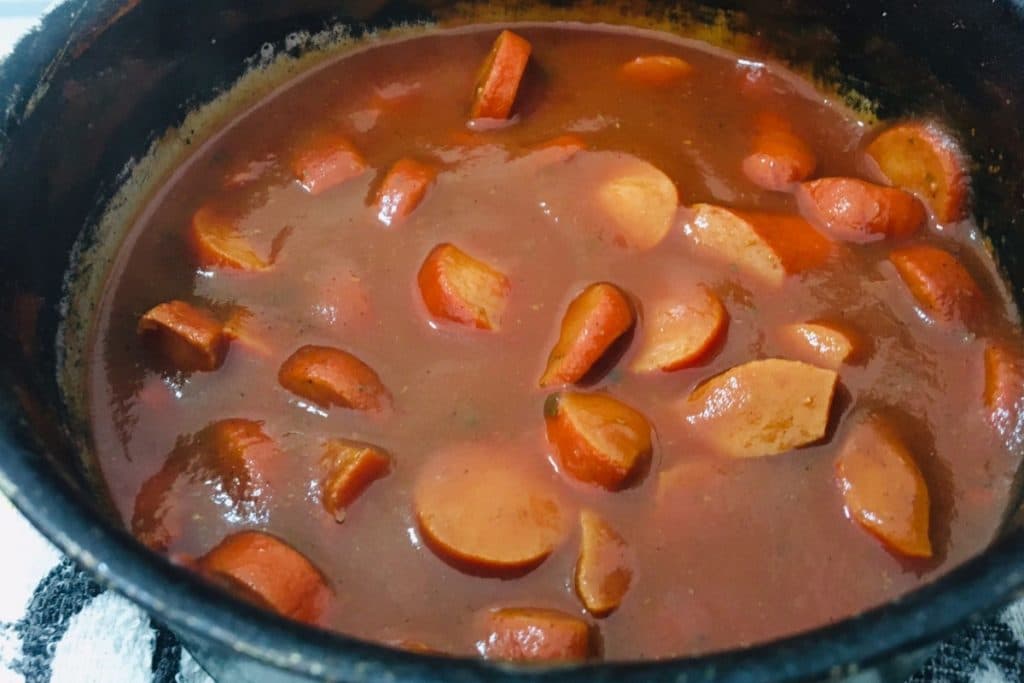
top-left (0, 491), bottom-right (1023, 682)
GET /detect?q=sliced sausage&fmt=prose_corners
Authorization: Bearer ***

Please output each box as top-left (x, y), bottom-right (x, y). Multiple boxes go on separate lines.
top-left (575, 509), bottom-right (633, 616)
top-left (866, 121), bottom-right (968, 223)
top-left (984, 343), bottom-right (1024, 443)
top-left (742, 111), bottom-right (816, 191)
top-left (320, 439), bottom-right (391, 521)
top-left (132, 419), bottom-right (279, 550)
top-left (138, 300), bottom-right (227, 372)
top-left (540, 283), bottom-right (635, 387)
top-left (278, 345), bottom-right (390, 411)
top-left (198, 531), bottom-right (331, 623)
top-left (414, 446), bottom-right (568, 576)
top-left (683, 358), bottom-right (838, 458)
top-left (545, 391), bottom-right (652, 490)
top-left (835, 417), bottom-right (932, 558)
top-left (799, 177), bottom-right (925, 242)
top-left (476, 608), bottom-right (592, 662)
top-left (470, 30), bottom-right (532, 119)
top-left (290, 130), bottom-right (367, 195)
top-left (685, 204), bottom-right (833, 287)
top-left (189, 206), bottom-right (270, 271)
top-left (374, 157), bottom-right (437, 226)
top-left (889, 244), bottom-right (983, 325)
top-left (417, 243), bottom-right (511, 331)
top-left (779, 321), bottom-right (859, 369)
top-left (619, 55), bottom-right (693, 85)
top-left (630, 285), bottom-right (727, 373)
top-left (595, 156), bottom-right (679, 250)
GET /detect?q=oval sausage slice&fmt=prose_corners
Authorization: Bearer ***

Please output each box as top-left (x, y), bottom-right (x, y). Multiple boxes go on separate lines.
top-left (835, 417), bottom-right (932, 558)
top-left (984, 343), bottom-right (1024, 445)
top-left (540, 283), bottom-right (635, 387)
top-left (414, 447), bottom-right (568, 576)
top-left (575, 509), bottom-right (633, 617)
top-left (138, 300), bottom-right (227, 372)
top-left (278, 345), bottom-right (390, 411)
top-left (799, 177), bottom-right (925, 242)
top-left (889, 245), bottom-right (982, 325)
top-left (470, 30), bottom-right (532, 120)
top-left (320, 440), bottom-right (391, 522)
top-left (778, 321), bottom-right (859, 369)
top-left (476, 608), bottom-right (592, 662)
top-left (417, 243), bottom-right (511, 331)
top-left (596, 156), bottom-right (679, 250)
top-left (866, 121), bottom-right (968, 223)
top-left (198, 531), bottom-right (331, 623)
top-left (545, 391), bottom-right (653, 490)
top-left (630, 285), bottom-right (727, 373)
top-left (374, 157), bottom-right (437, 226)
top-left (683, 358), bottom-right (838, 458)
top-left (685, 204), bottom-right (833, 287)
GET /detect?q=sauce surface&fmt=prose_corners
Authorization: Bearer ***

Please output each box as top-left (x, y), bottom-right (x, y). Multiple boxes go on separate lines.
top-left (88, 23), bottom-right (1024, 660)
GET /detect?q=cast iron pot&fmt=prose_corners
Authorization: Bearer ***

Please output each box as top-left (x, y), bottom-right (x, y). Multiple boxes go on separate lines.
top-left (2, 1), bottom-right (1024, 681)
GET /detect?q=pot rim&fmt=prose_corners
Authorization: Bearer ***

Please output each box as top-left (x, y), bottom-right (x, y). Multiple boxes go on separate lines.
top-left (2, 1), bottom-right (1023, 680)
top-left (3, 429), bottom-right (1023, 682)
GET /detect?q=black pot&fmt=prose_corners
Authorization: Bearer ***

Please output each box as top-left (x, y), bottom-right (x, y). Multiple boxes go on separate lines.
top-left (2, 1), bottom-right (1024, 681)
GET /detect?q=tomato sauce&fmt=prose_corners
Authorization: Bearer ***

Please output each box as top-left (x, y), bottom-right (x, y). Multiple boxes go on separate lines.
top-left (87, 23), bottom-right (1024, 660)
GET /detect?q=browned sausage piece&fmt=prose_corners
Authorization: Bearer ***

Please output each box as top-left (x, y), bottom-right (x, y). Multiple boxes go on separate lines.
top-left (889, 245), bottom-right (983, 325)
top-left (866, 121), bottom-right (968, 223)
top-left (138, 300), bottom-right (227, 372)
top-left (189, 205), bottom-right (273, 271)
top-left (799, 177), bottom-right (925, 242)
top-left (630, 285), bottom-right (728, 373)
top-left (198, 531), bottom-right (331, 623)
top-left (683, 359), bottom-right (838, 458)
top-left (595, 156), bottom-right (679, 250)
top-left (470, 30), bottom-right (532, 120)
top-left (290, 130), bottom-right (367, 195)
top-left (417, 243), bottom-right (511, 331)
top-left (545, 391), bottom-right (652, 490)
top-left (835, 417), bottom-right (932, 558)
top-left (778, 321), bottom-right (860, 369)
top-left (320, 440), bottom-right (391, 521)
top-left (685, 204), bottom-right (834, 287)
top-left (540, 283), bottom-right (635, 387)
top-left (476, 607), bottom-right (592, 662)
top-left (575, 509), bottom-right (633, 616)
top-left (984, 343), bottom-right (1024, 443)
top-left (278, 345), bottom-right (390, 411)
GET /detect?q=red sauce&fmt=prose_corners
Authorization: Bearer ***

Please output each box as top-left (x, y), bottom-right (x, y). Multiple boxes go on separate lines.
top-left (87, 23), bottom-right (1024, 660)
